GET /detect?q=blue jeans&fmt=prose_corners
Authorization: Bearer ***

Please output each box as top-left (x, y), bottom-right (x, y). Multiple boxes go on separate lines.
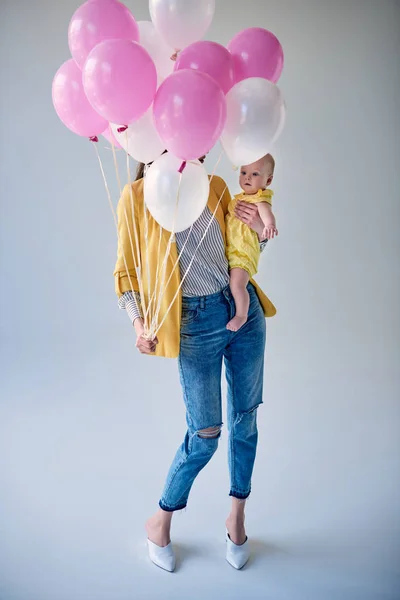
top-left (159, 284), bottom-right (266, 511)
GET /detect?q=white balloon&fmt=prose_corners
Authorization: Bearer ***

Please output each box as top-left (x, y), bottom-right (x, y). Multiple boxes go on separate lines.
top-left (111, 108), bottom-right (165, 164)
top-left (220, 77), bottom-right (286, 167)
top-left (144, 153), bottom-right (210, 232)
top-left (149, 0), bottom-right (215, 51)
top-left (138, 21), bottom-right (174, 84)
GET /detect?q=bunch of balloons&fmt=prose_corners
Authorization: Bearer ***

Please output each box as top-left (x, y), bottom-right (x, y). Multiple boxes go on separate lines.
top-left (52, 0), bottom-right (286, 231)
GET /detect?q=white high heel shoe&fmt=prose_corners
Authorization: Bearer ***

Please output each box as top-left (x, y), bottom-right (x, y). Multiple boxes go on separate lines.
top-left (226, 530), bottom-right (250, 570)
top-left (147, 539), bottom-right (176, 572)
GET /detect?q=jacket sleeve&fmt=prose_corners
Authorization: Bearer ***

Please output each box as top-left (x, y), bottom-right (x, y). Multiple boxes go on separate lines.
top-left (118, 290), bottom-right (143, 322)
top-left (113, 184), bottom-right (141, 297)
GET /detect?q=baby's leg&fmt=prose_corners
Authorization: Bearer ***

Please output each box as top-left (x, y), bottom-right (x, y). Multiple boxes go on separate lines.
top-left (227, 268), bottom-right (250, 332)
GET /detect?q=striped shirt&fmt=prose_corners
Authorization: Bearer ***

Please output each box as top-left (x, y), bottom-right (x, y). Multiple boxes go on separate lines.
top-left (118, 206), bottom-right (267, 323)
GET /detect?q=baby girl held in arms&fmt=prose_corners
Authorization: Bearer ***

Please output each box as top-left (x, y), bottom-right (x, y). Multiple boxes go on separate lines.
top-left (226, 154), bottom-right (278, 331)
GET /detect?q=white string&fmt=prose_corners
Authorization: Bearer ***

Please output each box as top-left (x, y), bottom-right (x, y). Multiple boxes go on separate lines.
top-left (126, 147), bottom-right (150, 334)
top-left (165, 152), bottom-right (224, 288)
top-left (144, 225), bottom-right (163, 324)
top-left (150, 151), bottom-right (224, 335)
top-left (93, 144), bottom-right (137, 305)
top-left (153, 182), bottom-right (227, 337)
top-left (148, 172), bottom-right (184, 337)
top-left (106, 131), bottom-right (144, 329)
top-left (97, 144), bottom-right (226, 341)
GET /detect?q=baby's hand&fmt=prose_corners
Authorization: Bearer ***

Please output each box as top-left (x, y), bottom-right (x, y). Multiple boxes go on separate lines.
top-left (262, 225), bottom-right (278, 240)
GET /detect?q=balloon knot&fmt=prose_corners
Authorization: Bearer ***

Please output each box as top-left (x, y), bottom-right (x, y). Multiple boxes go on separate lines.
top-left (89, 136), bottom-right (99, 143)
top-left (117, 125), bottom-right (128, 133)
top-left (178, 160), bottom-right (187, 174)
top-left (170, 50), bottom-right (180, 61)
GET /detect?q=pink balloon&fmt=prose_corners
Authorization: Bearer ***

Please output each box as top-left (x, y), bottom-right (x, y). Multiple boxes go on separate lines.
top-left (228, 27), bottom-right (284, 84)
top-left (153, 69), bottom-right (226, 161)
top-left (83, 39), bottom-right (157, 125)
top-left (68, 0), bottom-right (139, 69)
top-left (174, 41), bottom-right (235, 95)
top-left (101, 125), bottom-right (122, 148)
top-left (52, 58), bottom-right (107, 138)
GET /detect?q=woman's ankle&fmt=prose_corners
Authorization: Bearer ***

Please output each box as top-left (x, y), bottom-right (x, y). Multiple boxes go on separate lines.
top-left (146, 511), bottom-right (172, 547)
top-left (226, 516), bottom-right (246, 545)
top-left (226, 514), bottom-right (245, 526)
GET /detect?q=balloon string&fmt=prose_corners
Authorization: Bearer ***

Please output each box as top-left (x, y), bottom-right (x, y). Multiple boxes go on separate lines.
top-left (102, 130), bottom-right (150, 337)
top-left (125, 144), bottom-right (150, 334)
top-left (152, 150), bottom-right (224, 327)
top-left (97, 143), bottom-right (225, 340)
top-left (148, 173), bottom-right (183, 337)
top-left (145, 152), bottom-right (216, 324)
top-left (108, 127), bottom-right (147, 332)
top-left (143, 204), bottom-right (152, 326)
top-left (144, 225), bottom-right (163, 324)
top-left (137, 126), bottom-right (152, 330)
top-left (149, 165), bottom-right (188, 336)
top-left (154, 182), bottom-right (227, 338)
top-left (93, 143), bottom-right (137, 309)
top-left (109, 125), bottom-right (122, 195)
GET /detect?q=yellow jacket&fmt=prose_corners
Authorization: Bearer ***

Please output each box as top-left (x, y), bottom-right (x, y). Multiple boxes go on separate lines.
top-left (114, 176), bottom-right (276, 358)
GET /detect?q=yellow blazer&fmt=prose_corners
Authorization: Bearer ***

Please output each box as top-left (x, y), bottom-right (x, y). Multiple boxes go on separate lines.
top-left (114, 176), bottom-right (276, 358)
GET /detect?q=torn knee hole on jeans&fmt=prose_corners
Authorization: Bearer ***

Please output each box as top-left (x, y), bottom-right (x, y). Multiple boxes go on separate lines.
top-left (197, 425), bottom-right (222, 439)
top-left (245, 403), bottom-right (261, 414)
top-left (234, 403), bottom-right (261, 425)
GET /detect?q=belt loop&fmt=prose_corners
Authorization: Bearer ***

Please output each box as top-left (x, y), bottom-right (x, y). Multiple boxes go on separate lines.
top-left (200, 296), bottom-right (205, 309)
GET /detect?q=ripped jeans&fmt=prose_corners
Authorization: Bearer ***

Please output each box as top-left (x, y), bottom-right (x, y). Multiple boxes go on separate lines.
top-left (159, 284), bottom-right (266, 511)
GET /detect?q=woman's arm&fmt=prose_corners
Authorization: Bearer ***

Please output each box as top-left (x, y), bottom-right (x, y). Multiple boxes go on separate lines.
top-left (118, 290), bottom-right (143, 323)
top-left (113, 184), bottom-right (142, 297)
top-left (118, 291), bottom-right (156, 352)
top-left (114, 184), bottom-right (158, 354)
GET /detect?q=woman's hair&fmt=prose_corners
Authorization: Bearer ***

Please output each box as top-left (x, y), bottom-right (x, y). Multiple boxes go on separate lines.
top-left (135, 152), bottom-right (207, 181)
top-left (135, 149), bottom-right (168, 181)
top-left (135, 162), bottom-right (146, 181)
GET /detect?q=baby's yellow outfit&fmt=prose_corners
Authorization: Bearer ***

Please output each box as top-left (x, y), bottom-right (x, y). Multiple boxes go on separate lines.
top-left (226, 188), bottom-right (273, 278)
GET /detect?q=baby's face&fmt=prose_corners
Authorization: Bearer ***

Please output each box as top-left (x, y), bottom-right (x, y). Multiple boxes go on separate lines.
top-left (239, 158), bottom-right (272, 195)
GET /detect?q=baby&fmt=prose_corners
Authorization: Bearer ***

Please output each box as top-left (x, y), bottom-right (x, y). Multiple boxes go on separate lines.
top-left (226, 154), bottom-right (277, 331)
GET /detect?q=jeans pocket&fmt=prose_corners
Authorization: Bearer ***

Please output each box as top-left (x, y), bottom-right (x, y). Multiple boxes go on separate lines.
top-left (181, 307), bottom-right (200, 326)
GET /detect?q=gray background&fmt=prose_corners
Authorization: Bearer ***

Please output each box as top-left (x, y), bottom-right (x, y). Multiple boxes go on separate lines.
top-left (1, 1), bottom-right (399, 599)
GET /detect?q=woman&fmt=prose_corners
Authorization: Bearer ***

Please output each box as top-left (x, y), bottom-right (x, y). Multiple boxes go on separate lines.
top-left (114, 158), bottom-right (276, 571)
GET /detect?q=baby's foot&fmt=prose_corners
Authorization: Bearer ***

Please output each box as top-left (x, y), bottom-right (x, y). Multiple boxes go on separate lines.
top-left (227, 315), bottom-right (248, 332)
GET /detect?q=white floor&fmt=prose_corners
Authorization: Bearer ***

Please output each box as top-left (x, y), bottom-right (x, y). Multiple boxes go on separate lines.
top-left (1, 330), bottom-right (398, 600)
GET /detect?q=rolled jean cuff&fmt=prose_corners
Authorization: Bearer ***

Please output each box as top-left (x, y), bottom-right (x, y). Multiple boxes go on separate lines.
top-left (229, 489), bottom-right (251, 500)
top-left (159, 499), bottom-right (187, 512)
